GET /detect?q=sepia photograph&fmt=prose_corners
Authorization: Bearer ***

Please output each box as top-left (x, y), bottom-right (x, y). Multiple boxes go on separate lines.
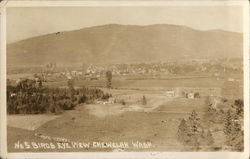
top-left (0, 1), bottom-right (249, 159)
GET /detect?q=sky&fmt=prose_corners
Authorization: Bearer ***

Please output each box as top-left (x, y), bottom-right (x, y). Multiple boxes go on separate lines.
top-left (7, 6), bottom-right (243, 44)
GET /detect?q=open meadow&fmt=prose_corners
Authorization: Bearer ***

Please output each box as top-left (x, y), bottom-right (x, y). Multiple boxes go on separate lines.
top-left (7, 72), bottom-right (243, 152)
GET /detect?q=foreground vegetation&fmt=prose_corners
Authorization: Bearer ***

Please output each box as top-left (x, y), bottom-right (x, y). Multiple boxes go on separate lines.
top-left (177, 99), bottom-right (244, 151)
top-left (7, 79), bottom-right (111, 114)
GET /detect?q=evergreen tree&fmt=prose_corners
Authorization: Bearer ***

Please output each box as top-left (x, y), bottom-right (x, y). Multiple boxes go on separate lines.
top-left (234, 99), bottom-right (243, 118)
top-left (67, 78), bottom-right (75, 100)
top-left (177, 119), bottom-right (189, 144)
top-left (177, 110), bottom-right (203, 149)
top-left (223, 109), bottom-right (244, 151)
top-left (188, 110), bottom-right (200, 134)
top-left (142, 96), bottom-right (147, 105)
top-left (223, 109), bottom-right (234, 136)
top-left (186, 110), bottom-right (201, 149)
top-left (105, 70), bottom-right (112, 88)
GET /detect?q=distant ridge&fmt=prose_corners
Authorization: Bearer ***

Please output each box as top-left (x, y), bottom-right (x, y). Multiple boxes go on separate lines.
top-left (7, 24), bottom-right (243, 66)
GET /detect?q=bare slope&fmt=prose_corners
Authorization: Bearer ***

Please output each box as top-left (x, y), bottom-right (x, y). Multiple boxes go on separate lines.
top-left (7, 24), bottom-right (243, 66)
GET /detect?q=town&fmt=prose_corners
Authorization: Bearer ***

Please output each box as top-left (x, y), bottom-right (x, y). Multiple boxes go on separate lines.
top-left (7, 58), bottom-right (243, 84)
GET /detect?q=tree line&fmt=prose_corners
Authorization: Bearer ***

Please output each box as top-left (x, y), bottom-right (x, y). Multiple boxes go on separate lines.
top-left (7, 79), bottom-right (111, 114)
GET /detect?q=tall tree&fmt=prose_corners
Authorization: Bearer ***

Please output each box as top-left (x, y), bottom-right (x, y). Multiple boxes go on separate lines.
top-left (177, 110), bottom-right (203, 149)
top-left (234, 99), bottom-right (244, 118)
top-left (142, 96), bottom-right (147, 105)
top-left (223, 109), bottom-right (244, 151)
top-left (67, 78), bottom-right (75, 99)
top-left (223, 109), bottom-right (234, 136)
top-left (186, 110), bottom-right (201, 149)
top-left (105, 70), bottom-right (112, 88)
top-left (177, 119), bottom-right (189, 145)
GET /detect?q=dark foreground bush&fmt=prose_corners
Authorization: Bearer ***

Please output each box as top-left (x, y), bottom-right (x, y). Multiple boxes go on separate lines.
top-left (7, 82), bottom-right (111, 114)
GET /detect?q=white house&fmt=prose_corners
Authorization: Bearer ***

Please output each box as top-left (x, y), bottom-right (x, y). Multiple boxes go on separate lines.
top-left (187, 92), bottom-right (195, 99)
top-left (227, 78), bottom-right (235, 82)
top-left (166, 90), bottom-right (175, 97)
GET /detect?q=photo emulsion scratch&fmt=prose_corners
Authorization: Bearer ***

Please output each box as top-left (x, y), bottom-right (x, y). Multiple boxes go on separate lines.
top-left (0, 1), bottom-right (249, 159)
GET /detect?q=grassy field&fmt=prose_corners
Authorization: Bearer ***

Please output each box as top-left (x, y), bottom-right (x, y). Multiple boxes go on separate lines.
top-left (7, 100), bottom-right (197, 152)
top-left (7, 89), bottom-right (227, 152)
top-left (7, 73), bottom-right (243, 152)
top-left (44, 75), bottom-right (243, 100)
top-left (7, 114), bottom-right (60, 131)
top-left (8, 109), bottom-right (185, 152)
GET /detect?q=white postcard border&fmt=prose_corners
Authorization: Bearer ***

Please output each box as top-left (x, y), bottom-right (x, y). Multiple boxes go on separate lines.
top-left (0, 1), bottom-right (249, 159)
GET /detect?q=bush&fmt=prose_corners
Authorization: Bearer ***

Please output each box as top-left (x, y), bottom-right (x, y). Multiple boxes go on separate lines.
top-left (194, 92), bottom-right (200, 98)
top-left (78, 95), bottom-right (87, 104)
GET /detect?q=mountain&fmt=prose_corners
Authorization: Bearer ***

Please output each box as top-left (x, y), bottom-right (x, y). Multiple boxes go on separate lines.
top-left (7, 24), bottom-right (243, 66)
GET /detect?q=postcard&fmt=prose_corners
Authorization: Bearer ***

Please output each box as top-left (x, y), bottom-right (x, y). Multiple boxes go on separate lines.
top-left (0, 1), bottom-right (249, 159)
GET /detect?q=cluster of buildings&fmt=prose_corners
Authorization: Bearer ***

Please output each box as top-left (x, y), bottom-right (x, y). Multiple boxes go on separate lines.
top-left (83, 60), bottom-right (243, 77)
top-left (33, 62), bottom-right (241, 82)
top-left (7, 58), bottom-right (242, 84)
top-left (164, 87), bottom-right (222, 99)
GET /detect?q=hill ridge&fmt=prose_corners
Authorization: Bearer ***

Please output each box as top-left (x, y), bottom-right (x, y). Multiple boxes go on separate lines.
top-left (7, 24), bottom-right (243, 66)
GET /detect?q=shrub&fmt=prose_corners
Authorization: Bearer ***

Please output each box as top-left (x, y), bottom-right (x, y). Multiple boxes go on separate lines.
top-left (194, 92), bottom-right (200, 98)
